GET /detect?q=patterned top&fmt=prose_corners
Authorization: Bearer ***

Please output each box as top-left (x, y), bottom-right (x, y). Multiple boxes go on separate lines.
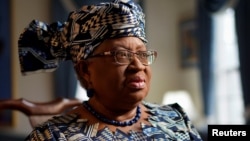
top-left (25, 102), bottom-right (203, 141)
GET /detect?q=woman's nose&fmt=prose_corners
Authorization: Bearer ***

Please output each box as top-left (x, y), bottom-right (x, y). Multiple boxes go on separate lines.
top-left (128, 55), bottom-right (145, 70)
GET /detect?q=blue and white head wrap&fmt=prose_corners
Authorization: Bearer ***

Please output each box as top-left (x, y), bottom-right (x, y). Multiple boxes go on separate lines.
top-left (18, 0), bottom-right (147, 75)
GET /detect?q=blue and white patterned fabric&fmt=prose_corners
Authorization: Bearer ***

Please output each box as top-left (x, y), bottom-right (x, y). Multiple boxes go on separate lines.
top-left (25, 102), bottom-right (203, 141)
top-left (18, 0), bottom-right (147, 75)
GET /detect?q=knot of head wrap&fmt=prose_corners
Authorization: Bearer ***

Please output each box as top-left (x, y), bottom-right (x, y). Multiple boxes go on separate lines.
top-left (18, 20), bottom-right (69, 74)
top-left (18, 0), bottom-right (147, 75)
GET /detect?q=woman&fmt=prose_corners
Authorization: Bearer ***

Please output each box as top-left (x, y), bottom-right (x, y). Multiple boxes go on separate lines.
top-left (19, 0), bottom-right (203, 140)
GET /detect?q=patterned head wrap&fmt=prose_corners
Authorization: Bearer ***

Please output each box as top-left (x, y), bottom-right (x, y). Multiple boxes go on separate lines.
top-left (18, 0), bottom-right (147, 75)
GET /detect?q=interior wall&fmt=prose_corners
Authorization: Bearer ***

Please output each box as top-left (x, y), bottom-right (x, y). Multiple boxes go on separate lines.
top-left (8, 0), bottom-right (54, 136)
top-left (144, 0), bottom-right (204, 125)
top-left (3, 0), bottom-right (204, 137)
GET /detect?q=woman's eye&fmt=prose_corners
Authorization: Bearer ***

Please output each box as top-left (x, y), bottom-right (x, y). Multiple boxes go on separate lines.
top-left (139, 52), bottom-right (148, 58)
top-left (117, 52), bottom-right (127, 58)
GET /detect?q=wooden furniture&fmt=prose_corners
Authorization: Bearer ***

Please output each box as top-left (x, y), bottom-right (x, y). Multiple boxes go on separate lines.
top-left (0, 97), bottom-right (82, 128)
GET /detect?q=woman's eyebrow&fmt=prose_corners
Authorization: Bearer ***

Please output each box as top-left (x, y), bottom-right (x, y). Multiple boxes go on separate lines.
top-left (110, 46), bottom-right (128, 50)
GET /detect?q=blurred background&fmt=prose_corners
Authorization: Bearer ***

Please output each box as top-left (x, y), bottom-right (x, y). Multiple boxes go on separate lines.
top-left (1, 0), bottom-right (249, 140)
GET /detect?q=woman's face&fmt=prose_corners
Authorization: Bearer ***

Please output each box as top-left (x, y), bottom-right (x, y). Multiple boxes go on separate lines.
top-left (85, 37), bottom-right (152, 108)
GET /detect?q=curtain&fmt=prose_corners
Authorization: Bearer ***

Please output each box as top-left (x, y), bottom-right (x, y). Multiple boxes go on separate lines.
top-left (197, 0), bottom-right (233, 117)
top-left (0, 0), bottom-right (11, 99)
top-left (197, 0), bottom-right (214, 116)
top-left (204, 0), bottom-right (230, 12)
top-left (0, 0), bottom-right (12, 126)
top-left (234, 0), bottom-right (250, 124)
top-left (198, 0), bottom-right (250, 124)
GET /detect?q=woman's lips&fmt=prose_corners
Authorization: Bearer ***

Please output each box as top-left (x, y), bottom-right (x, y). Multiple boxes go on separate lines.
top-left (127, 77), bottom-right (146, 89)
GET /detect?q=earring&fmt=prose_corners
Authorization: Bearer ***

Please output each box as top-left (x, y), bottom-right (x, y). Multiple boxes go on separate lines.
top-left (87, 89), bottom-right (94, 97)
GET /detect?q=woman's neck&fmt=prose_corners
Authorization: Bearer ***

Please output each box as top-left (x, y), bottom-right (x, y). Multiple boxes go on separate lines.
top-left (87, 98), bottom-right (139, 121)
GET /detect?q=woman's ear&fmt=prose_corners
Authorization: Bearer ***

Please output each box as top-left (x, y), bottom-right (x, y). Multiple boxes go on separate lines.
top-left (74, 60), bottom-right (91, 88)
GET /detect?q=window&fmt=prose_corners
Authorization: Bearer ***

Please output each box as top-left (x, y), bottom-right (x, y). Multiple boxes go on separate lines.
top-left (210, 8), bottom-right (244, 124)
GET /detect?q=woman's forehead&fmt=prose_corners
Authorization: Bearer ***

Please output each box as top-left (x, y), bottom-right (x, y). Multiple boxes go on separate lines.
top-left (96, 37), bottom-right (146, 51)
